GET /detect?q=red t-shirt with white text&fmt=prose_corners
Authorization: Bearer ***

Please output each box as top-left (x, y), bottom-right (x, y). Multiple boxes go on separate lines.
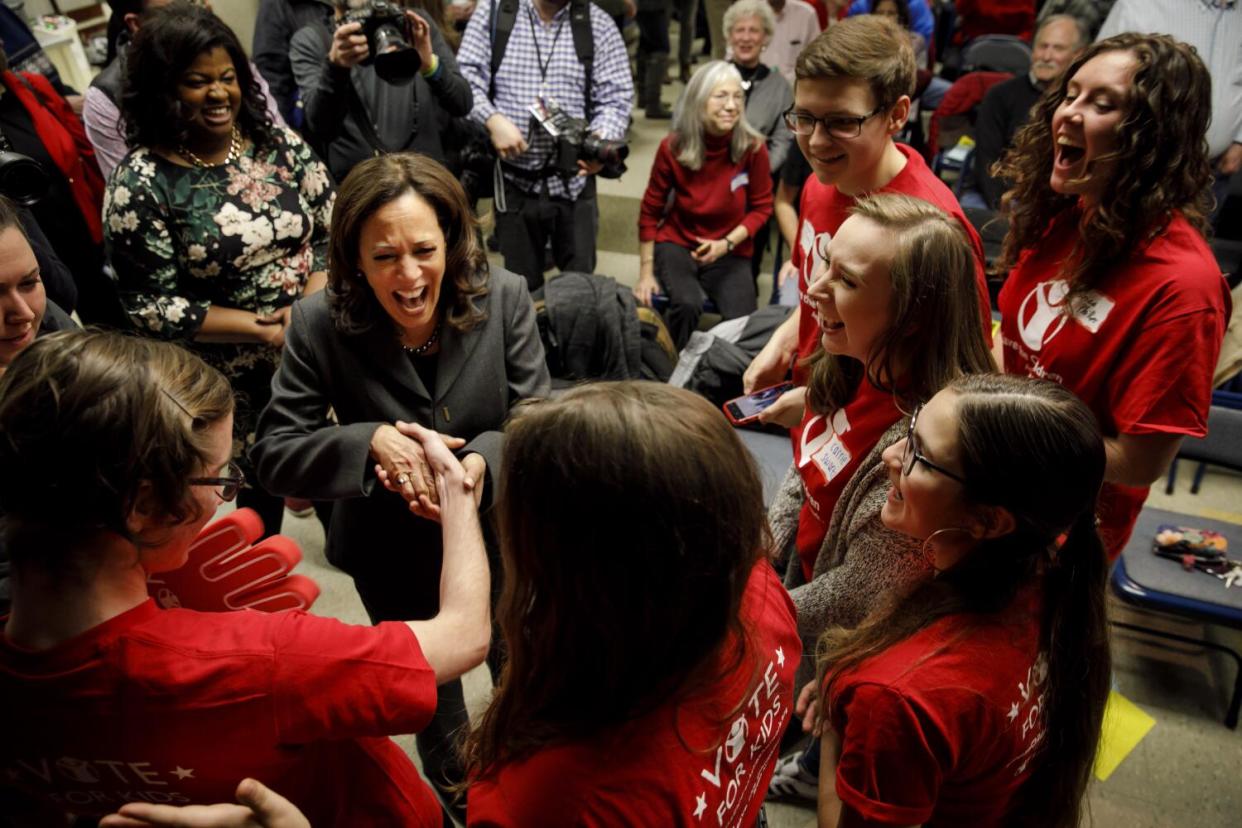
top-left (791, 143), bottom-right (992, 385)
top-left (0, 601), bottom-right (442, 826)
top-left (466, 562), bottom-right (801, 828)
top-left (827, 592), bottom-right (1046, 826)
top-left (998, 210), bottom-right (1230, 556)
top-left (792, 379), bottom-right (903, 579)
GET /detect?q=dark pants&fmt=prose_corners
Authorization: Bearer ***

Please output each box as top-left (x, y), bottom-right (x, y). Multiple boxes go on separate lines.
top-left (354, 571), bottom-right (470, 823)
top-left (655, 241), bottom-right (757, 349)
top-left (495, 176), bottom-right (598, 291)
top-left (636, 8), bottom-right (670, 53)
top-left (674, 0), bottom-right (699, 69)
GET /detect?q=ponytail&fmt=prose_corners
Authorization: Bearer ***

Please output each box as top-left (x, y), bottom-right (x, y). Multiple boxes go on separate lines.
top-left (1012, 508), bottom-right (1111, 828)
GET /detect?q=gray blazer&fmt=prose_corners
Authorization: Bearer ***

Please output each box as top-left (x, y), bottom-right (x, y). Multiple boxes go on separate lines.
top-left (252, 267), bottom-right (550, 595)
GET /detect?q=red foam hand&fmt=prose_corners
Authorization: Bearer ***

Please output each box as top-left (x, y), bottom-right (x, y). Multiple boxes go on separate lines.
top-left (147, 508), bottom-right (320, 613)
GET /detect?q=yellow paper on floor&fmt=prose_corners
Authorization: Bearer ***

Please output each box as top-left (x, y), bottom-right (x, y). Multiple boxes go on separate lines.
top-left (1093, 690), bottom-right (1156, 781)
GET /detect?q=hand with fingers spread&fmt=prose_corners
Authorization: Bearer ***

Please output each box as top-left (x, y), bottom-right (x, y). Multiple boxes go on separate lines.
top-left (100, 778), bottom-right (309, 828)
top-left (370, 422), bottom-right (466, 520)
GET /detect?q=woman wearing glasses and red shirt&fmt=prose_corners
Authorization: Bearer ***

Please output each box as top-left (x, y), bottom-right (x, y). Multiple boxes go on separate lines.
top-left (0, 331), bottom-right (489, 827)
top-left (807, 374), bottom-right (1110, 827)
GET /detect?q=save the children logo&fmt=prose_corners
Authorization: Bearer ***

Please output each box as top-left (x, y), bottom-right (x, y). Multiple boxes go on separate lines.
top-left (799, 408), bottom-right (852, 487)
top-left (799, 220), bottom-right (831, 288)
top-left (1016, 280), bottom-right (1115, 352)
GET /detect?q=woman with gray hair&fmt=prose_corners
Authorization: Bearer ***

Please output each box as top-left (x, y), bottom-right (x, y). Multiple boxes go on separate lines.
top-left (635, 59), bottom-right (773, 349)
top-left (724, 0), bottom-right (793, 176)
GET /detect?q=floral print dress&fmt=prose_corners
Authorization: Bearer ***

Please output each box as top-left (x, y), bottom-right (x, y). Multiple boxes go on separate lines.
top-left (104, 126), bottom-right (334, 455)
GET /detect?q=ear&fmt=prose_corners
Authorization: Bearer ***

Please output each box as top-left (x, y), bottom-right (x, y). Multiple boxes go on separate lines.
top-left (885, 96), bottom-right (911, 135)
top-left (123, 13), bottom-right (142, 34)
top-left (967, 504), bottom-right (1017, 540)
top-left (125, 482), bottom-right (157, 537)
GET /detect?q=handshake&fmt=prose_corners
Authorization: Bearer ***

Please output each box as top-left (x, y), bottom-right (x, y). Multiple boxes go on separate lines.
top-left (370, 420), bottom-right (486, 521)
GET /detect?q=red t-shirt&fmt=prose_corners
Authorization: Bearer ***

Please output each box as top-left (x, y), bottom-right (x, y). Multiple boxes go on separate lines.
top-left (466, 563), bottom-right (801, 828)
top-left (998, 210), bottom-right (1231, 557)
top-left (0, 601), bottom-right (442, 825)
top-left (638, 133), bottom-right (774, 259)
top-left (827, 593), bottom-right (1047, 827)
top-left (792, 379), bottom-right (904, 579)
top-left (791, 143), bottom-right (992, 384)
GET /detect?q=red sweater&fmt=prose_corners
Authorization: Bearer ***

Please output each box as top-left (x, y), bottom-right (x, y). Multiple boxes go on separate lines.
top-left (639, 132), bottom-right (773, 259)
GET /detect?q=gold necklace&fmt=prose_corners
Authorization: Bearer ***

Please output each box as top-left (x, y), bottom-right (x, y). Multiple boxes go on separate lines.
top-left (179, 125), bottom-right (242, 168)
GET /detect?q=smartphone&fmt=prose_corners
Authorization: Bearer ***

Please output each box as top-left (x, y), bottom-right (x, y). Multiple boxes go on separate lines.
top-left (723, 382), bottom-right (795, 426)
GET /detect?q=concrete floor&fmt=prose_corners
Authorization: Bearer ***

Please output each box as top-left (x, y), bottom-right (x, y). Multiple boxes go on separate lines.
top-left (250, 26), bottom-right (1242, 827)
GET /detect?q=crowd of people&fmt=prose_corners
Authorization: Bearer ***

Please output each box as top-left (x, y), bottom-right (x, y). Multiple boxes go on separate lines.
top-left (0, 0), bottom-right (1236, 826)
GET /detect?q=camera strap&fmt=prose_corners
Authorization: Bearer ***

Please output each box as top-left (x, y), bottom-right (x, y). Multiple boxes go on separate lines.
top-left (489, 0), bottom-right (594, 115)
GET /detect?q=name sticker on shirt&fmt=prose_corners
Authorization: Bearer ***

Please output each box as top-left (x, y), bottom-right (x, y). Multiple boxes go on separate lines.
top-left (731, 172), bottom-right (749, 192)
top-left (811, 434), bottom-right (852, 482)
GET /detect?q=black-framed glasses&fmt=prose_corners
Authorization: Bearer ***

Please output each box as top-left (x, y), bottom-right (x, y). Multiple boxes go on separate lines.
top-left (901, 405), bottom-right (967, 484)
top-left (783, 104), bottom-right (886, 139)
top-left (189, 461), bottom-right (246, 502)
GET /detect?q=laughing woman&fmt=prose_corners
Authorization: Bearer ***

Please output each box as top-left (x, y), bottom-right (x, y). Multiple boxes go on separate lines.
top-left (993, 33), bottom-right (1231, 558)
top-left (104, 3), bottom-right (334, 536)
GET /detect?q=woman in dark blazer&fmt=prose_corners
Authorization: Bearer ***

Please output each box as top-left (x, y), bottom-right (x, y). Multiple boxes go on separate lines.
top-left (251, 152), bottom-right (549, 818)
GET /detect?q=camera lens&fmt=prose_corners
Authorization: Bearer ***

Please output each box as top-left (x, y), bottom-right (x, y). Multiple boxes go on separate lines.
top-left (0, 152), bottom-right (50, 207)
top-left (371, 24), bottom-right (421, 85)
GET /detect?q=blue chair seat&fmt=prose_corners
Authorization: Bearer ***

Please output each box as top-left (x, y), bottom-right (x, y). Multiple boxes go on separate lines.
top-left (1110, 507), bottom-right (1242, 727)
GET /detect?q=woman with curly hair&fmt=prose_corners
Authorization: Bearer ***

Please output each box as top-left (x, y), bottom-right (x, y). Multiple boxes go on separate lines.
top-left (992, 32), bottom-right (1231, 558)
top-left (104, 2), bottom-right (335, 536)
top-left (251, 152), bottom-right (549, 820)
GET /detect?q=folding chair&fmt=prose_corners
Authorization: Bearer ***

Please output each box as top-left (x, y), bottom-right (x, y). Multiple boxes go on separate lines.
top-left (1110, 507), bottom-right (1242, 728)
top-left (1165, 393), bottom-right (1242, 495)
top-left (961, 34), bottom-right (1032, 76)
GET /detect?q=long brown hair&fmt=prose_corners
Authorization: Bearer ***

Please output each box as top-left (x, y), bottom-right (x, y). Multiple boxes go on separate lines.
top-left (464, 382), bottom-right (770, 777)
top-left (818, 374), bottom-right (1111, 828)
top-left (0, 330), bottom-right (234, 561)
top-left (805, 193), bottom-right (994, 415)
top-left (327, 152), bottom-right (488, 336)
top-left (994, 33), bottom-right (1214, 298)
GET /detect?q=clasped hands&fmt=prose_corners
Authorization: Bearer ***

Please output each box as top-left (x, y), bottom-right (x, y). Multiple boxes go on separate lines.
top-left (370, 421), bottom-right (485, 521)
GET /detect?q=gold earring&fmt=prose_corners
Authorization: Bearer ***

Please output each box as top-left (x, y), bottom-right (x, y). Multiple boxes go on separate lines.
top-left (920, 526), bottom-right (974, 576)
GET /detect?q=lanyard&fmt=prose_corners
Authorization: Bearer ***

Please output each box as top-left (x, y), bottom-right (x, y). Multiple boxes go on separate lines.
top-left (527, 4), bottom-right (567, 84)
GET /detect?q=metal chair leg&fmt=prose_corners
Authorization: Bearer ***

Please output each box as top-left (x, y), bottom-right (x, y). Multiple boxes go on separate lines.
top-left (1111, 620), bottom-right (1242, 729)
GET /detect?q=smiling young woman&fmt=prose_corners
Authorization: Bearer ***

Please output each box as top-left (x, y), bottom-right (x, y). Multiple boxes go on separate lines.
top-left (994, 33), bottom-right (1231, 559)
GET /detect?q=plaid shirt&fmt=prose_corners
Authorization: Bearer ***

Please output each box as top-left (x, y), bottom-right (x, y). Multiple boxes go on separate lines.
top-left (458, 0), bottom-right (633, 199)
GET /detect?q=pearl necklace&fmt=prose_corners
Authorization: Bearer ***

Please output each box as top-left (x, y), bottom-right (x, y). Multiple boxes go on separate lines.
top-left (179, 125), bottom-right (242, 168)
top-left (402, 322), bottom-right (442, 356)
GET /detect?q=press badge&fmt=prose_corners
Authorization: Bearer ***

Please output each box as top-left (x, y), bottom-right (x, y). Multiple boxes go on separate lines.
top-left (730, 172), bottom-right (749, 192)
top-left (811, 434), bottom-right (852, 481)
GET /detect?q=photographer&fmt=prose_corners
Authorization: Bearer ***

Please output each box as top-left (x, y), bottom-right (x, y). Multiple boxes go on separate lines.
top-left (458, 0), bottom-right (633, 290)
top-left (291, 0), bottom-right (472, 182)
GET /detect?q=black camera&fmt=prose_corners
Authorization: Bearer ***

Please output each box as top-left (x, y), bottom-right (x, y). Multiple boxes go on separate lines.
top-left (341, 0), bottom-right (421, 85)
top-left (0, 149), bottom-right (49, 207)
top-left (540, 99), bottom-right (629, 179)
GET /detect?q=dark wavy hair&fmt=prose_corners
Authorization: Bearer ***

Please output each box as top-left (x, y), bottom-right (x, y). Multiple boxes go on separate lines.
top-left (327, 153), bottom-right (488, 336)
top-left (465, 382), bottom-right (770, 777)
top-left (0, 330), bottom-right (234, 561)
top-left (120, 2), bottom-right (277, 151)
top-left (994, 33), bottom-right (1214, 298)
top-left (818, 374), bottom-right (1111, 828)
top-left (805, 193), bottom-right (994, 416)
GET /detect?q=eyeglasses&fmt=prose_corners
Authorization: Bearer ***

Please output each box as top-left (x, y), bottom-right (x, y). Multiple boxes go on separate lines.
top-left (901, 405), bottom-right (967, 484)
top-left (189, 461), bottom-right (246, 502)
top-left (783, 104), bottom-right (886, 139)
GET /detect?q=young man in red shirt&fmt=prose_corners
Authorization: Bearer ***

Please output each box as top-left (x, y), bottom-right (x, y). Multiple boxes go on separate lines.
top-left (744, 15), bottom-right (991, 430)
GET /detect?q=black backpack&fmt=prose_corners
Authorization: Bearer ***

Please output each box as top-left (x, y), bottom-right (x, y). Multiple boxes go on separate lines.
top-left (458, 0), bottom-right (595, 202)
